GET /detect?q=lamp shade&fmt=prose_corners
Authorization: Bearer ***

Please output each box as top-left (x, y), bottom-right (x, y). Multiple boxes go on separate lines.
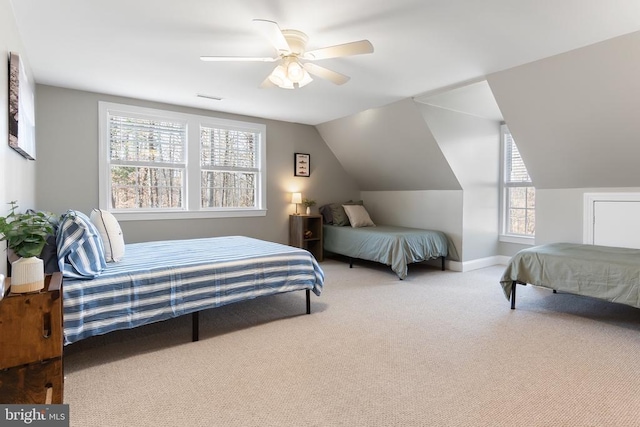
top-left (291, 192), bottom-right (302, 204)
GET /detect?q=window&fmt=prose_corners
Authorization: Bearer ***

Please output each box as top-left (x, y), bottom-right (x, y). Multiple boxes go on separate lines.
top-left (500, 124), bottom-right (535, 242)
top-left (99, 102), bottom-right (266, 220)
top-left (107, 113), bottom-right (186, 211)
top-left (200, 126), bottom-right (260, 209)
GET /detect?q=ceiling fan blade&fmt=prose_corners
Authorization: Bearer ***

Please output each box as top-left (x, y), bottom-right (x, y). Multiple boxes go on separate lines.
top-left (252, 19), bottom-right (291, 55)
top-left (303, 63), bottom-right (350, 85)
top-left (304, 40), bottom-right (373, 60)
top-left (200, 56), bottom-right (278, 62)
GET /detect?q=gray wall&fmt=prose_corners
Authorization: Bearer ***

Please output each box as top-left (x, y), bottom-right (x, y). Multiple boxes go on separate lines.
top-left (536, 187), bottom-right (640, 245)
top-left (35, 85), bottom-right (360, 244)
top-left (1, 0), bottom-right (36, 276)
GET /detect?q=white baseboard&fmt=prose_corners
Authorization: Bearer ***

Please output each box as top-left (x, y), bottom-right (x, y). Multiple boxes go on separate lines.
top-left (446, 255), bottom-right (510, 272)
top-left (495, 255), bottom-right (511, 266)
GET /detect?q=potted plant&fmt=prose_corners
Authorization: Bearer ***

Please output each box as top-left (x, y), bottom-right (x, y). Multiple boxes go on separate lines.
top-left (0, 201), bottom-right (54, 293)
top-left (302, 198), bottom-right (316, 215)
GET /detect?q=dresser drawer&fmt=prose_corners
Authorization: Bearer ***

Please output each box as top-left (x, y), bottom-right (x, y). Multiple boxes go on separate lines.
top-left (0, 358), bottom-right (63, 404)
top-left (0, 290), bottom-right (62, 369)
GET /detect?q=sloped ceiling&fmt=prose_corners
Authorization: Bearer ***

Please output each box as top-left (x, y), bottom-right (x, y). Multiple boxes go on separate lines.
top-left (415, 81), bottom-right (503, 122)
top-left (488, 31), bottom-right (640, 189)
top-left (316, 98), bottom-right (460, 191)
top-left (415, 81), bottom-right (502, 189)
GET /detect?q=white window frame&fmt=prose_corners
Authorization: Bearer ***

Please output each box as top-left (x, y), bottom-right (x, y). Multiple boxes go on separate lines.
top-left (99, 102), bottom-right (266, 221)
top-left (499, 124), bottom-right (535, 245)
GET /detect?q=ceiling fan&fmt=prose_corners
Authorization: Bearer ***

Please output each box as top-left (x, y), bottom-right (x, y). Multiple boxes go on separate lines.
top-left (200, 19), bottom-right (374, 89)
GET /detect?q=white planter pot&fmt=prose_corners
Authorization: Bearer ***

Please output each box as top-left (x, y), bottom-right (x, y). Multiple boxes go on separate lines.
top-left (11, 256), bottom-right (45, 293)
top-left (306, 207), bottom-right (311, 215)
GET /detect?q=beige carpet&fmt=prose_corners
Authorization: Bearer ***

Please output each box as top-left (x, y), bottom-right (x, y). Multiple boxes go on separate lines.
top-left (63, 259), bottom-right (640, 427)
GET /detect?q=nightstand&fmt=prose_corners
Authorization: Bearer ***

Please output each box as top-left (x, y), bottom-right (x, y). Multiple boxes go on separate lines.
top-left (289, 214), bottom-right (323, 261)
top-left (0, 272), bottom-right (64, 404)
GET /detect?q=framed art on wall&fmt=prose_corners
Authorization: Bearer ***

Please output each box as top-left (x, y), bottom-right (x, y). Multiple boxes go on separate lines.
top-left (8, 52), bottom-right (36, 160)
top-left (294, 153), bottom-right (310, 177)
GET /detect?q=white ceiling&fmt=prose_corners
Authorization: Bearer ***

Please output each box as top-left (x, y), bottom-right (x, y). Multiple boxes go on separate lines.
top-left (10, 0), bottom-right (640, 125)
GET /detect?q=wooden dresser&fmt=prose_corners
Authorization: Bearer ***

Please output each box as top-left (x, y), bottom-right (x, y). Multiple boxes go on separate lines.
top-left (0, 272), bottom-right (64, 404)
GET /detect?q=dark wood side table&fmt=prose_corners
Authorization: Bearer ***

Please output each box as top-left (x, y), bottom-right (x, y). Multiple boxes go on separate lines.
top-left (289, 214), bottom-right (323, 261)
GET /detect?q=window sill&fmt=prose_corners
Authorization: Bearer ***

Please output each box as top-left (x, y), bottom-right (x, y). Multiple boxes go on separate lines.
top-left (112, 209), bottom-right (267, 221)
top-left (499, 234), bottom-right (535, 245)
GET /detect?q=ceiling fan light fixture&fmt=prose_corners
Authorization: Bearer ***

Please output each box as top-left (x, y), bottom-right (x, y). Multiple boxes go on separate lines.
top-left (268, 61), bottom-right (312, 89)
top-left (268, 65), bottom-right (289, 87)
top-left (296, 69), bottom-right (313, 88)
top-left (286, 58), bottom-right (305, 83)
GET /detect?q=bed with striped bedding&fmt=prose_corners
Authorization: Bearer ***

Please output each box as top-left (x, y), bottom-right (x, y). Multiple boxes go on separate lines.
top-left (63, 236), bottom-right (324, 345)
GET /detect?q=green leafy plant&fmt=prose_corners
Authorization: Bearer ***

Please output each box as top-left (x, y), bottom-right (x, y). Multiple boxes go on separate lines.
top-left (0, 201), bottom-right (54, 258)
top-left (302, 198), bottom-right (316, 208)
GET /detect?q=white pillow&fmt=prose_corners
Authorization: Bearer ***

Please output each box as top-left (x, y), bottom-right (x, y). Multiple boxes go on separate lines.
top-left (342, 204), bottom-right (375, 228)
top-left (90, 209), bottom-right (125, 262)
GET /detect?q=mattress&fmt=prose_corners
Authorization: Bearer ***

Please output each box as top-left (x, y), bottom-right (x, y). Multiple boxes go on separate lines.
top-left (500, 242), bottom-right (640, 309)
top-left (63, 236), bottom-right (324, 344)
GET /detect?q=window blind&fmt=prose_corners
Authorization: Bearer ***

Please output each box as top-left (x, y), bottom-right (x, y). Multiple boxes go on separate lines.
top-left (505, 132), bottom-right (531, 184)
top-left (200, 127), bottom-right (258, 169)
top-left (109, 115), bottom-right (185, 165)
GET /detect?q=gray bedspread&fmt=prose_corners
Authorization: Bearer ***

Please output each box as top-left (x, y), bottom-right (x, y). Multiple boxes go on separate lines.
top-left (324, 224), bottom-right (458, 279)
top-left (500, 242), bottom-right (640, 309)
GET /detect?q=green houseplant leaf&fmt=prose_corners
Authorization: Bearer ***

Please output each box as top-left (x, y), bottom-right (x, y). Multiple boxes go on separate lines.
top-left (0, 202), bottom-right (54, 258)
top-left (302, 198), bottom-right (316, 208)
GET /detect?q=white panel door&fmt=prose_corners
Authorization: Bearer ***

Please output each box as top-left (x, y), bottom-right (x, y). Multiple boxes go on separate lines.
top-left (593, 201), bottom-right (640, 249)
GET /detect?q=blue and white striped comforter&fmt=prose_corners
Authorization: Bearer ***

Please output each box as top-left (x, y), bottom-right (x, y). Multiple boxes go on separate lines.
top-left (63, 236), bottom-right (324, 344)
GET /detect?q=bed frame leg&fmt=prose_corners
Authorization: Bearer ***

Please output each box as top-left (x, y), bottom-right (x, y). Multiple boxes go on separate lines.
top-left (192, 311), bottom-right (199, 342)
top-left (441, 256), bottom-right (445, 271)
top-left (349, 258), bottom-right (353, 268)
top-left (306, 289), bottom-right (311, 314)
top-left (510, 281), bottom-right (517, 310)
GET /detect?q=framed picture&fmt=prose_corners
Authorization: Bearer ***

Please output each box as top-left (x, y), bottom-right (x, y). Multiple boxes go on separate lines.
top-left (8, 52), bottom-right (36, 160)
top-left (294, 153), bottom-right (310, 177)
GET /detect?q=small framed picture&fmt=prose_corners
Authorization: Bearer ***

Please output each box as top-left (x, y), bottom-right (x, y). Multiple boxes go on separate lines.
top-left (294, 153), bottom-right (310, 177)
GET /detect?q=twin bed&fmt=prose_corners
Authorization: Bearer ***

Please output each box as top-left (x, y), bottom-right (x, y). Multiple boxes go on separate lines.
top-left (62, 236), bottom-right (324, 345)
top-left (323, 224), bottom-right (457, 279)
top-left (318, 201), bottom-right (457, 279)
top-left (501, 242), bottom-right (640, 310)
